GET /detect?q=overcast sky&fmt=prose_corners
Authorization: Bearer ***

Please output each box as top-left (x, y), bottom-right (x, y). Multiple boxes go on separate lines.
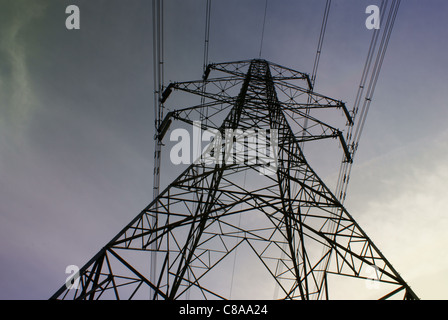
top-left (1, 0), bottom-right (447, 300)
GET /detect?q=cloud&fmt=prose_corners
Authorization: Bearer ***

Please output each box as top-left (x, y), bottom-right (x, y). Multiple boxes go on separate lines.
top-left (0, 1), bottom-right (47, 133)
top-left (344, 129), bottom-right (448, 299)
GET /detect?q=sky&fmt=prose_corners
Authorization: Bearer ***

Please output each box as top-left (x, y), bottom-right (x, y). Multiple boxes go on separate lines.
top-left (1, 0), bottom-right (447, 300)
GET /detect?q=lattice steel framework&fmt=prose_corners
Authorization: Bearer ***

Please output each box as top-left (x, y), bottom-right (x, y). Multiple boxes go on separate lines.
top-left (51, 59), bottom-right (417, 300)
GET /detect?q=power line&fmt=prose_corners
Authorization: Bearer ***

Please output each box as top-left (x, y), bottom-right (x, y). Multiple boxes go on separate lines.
top-left (335, 0), bottom-right (401, 204)
top-left (152, 0), bottom-right (165, 201)
top-left (301, 0), bottom-right (332, 150)
top-left (151, 0), bottom-right (164, 300)
top-left (203, 0), bottom-right (212, 73)
top-left (311, 0), bottom-right (331, 88)
top-left (259, 0), bottom-right (269, 58)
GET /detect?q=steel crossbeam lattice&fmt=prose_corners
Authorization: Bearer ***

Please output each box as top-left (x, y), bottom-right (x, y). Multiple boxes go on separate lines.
top-left (51, 59), bottom-right (417, 300)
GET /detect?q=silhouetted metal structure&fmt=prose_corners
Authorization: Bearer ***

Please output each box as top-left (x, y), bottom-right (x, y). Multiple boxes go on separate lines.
top-left (51, 59), bottom-right (417, 300)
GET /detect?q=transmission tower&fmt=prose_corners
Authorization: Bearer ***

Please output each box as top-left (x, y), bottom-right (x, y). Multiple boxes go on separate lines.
top-left (51, 59), bottom-right (417, 300)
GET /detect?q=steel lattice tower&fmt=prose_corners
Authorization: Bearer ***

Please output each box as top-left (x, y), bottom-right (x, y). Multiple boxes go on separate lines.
top-left (51, 59), bottom-right (418, 300)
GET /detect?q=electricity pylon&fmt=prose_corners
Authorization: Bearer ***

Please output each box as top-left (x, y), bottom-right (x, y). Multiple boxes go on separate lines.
top-left (51, 59), bottom-right (418, 300)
